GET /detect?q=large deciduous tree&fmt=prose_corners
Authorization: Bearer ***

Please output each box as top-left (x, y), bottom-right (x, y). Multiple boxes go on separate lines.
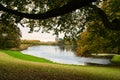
top-left (76, 0), bottom-right (120, 56)
top-left (0, 0), bottom-right (119, 40)
top-left (0, 21), bottom-right (21, 49)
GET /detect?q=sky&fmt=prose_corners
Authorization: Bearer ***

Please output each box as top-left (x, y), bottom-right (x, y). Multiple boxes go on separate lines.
top-left (18, 24), bottom-right (64, 42)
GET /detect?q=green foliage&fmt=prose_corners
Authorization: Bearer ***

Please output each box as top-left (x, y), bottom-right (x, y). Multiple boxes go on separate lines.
top-left (0, 0), bottom-right (95, 39)
top-left (21, 39), bottom-right (41, 45)
top-left (102, 0), bottom-right (120, 20)
top-left (76, 21), bottom-right (120, 56)
top-left (21, 39), bottom-right (57, 45)
top-left (76, 0), bottom-right (120, 56)
top-left (0, 0), bottom-right (120, 40)
top-left (0, 22), bottom-right (21, 49)
top-left (0, 0), bottom-right (120, 55)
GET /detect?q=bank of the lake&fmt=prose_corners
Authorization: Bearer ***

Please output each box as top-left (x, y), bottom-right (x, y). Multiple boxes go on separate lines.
top-left (0, 50), bottom-right (120, 80)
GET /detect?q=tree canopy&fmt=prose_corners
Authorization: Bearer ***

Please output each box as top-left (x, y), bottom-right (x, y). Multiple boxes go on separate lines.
top-left (0, 21), bottom-right (21, 49)
top-left (0, 0), bottom-right (119, 40)
top-left (76, 0), bottom-right (120, 56)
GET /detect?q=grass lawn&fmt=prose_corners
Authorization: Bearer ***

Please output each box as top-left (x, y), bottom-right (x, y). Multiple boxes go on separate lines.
top-left (1, 50), bottom-right (52, 63)
top-left (111, 55), bottom-right (120, 62)
top-left (0, 50), bottom-right (120, 80)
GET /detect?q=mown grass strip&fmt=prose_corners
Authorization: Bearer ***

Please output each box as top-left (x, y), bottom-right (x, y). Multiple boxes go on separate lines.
top-left (111, 55), bottom-right (120, 62)
top-left (0, 50), bottom-right (53, 63)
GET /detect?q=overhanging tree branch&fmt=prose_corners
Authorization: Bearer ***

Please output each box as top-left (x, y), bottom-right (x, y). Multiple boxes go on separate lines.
top-left (90, 5), bottom-right (120, 30)
top-left (1, 0), bottom-right (119, 30)
top-left (0, 0), bottom-right (97, 20)
top-left (90, 5), bottom-right (111, 28)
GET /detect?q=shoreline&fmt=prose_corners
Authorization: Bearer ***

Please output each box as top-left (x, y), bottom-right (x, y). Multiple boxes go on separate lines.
top-left (10, 44), bottom-right (40, 51)
top-left (9, 44), bottom-right (120, 66)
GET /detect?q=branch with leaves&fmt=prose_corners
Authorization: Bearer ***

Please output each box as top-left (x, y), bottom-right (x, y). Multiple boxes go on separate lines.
top-left (0, 0), bottom-right (119, 31)
top-left (0, 0), bottom-right (97, 21)
top-left (90, 5), bottom-right (120, 30)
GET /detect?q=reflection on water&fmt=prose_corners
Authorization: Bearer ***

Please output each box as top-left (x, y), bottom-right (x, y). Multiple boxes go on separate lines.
top-left (58, 45), bottom-right (74, 52)
top-left (21, 45), bottom-right (111, 65)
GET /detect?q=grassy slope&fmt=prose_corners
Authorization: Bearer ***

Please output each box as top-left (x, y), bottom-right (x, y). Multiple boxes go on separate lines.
top-left (0, 50), bottom-right (120, 80)
top-left (1, 50), bottom-right (52, 63)
top-left (112, 55), bottom-right (120, 62)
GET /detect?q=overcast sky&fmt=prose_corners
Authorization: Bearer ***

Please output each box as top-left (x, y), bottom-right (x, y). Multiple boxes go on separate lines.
top-left (18, 24), bottom-right (63, 42)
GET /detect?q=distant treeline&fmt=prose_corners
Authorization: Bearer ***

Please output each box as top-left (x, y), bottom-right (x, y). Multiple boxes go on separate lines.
top-left (21, 39), bottom-right (41, 45)
top-left (21, 39), bottom-right (57, 45)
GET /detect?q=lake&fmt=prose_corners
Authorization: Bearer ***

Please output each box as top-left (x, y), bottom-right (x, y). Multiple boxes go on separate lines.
top-left (21, 45), bottom-right (111, 65)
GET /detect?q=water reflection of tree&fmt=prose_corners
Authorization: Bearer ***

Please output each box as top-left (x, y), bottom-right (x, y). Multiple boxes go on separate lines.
top-left (58, 45), bottom-right (75, 52)
top-left (57, 38), bottom-right (77, 52)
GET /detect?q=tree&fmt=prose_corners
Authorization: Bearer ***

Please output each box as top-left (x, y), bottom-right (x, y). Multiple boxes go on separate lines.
top-left (0, 0), bottom-right (119, 40)
top-left (76, 21), bottom-right (108, 56)
top-left (76, 21), bottom-right (120, 56)
top-left (76, 0), bottom-right (120, 56)
top-left (0, 21), bottom-right (21, 49)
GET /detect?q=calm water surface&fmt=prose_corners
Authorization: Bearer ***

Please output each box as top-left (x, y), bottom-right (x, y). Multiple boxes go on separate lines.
top-left (21, 45), bottom-right (111, 65)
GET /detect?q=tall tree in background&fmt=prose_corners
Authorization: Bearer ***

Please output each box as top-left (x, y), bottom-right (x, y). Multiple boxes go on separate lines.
top-left (0, 20), bottom-right (21, 49)
top-left (76, 0), bottom-right (120, 56)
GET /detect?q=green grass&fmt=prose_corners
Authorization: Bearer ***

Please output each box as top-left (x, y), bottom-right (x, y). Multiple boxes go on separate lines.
top-left (0, 50), bottom-right (52, 63)
top-left (0, 50), bottom-right (120, 80)
top-left (111, 55), bottom-right (120, 63)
